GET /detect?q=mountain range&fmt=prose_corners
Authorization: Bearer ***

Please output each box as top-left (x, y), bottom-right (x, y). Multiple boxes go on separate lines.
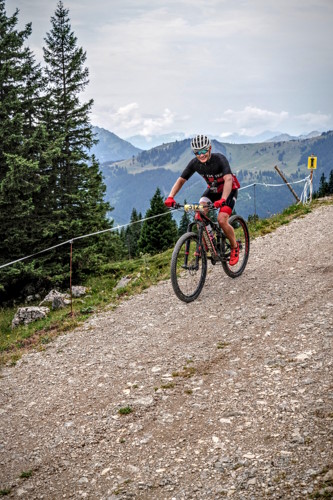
top-left (91, 126), bottom-right (332, 226)
top-left (123, 130), bottom-right (321, 150)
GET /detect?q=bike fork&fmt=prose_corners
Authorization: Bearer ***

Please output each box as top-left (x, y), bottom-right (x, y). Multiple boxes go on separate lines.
top-left (182, 234), bottom-right (202, 270)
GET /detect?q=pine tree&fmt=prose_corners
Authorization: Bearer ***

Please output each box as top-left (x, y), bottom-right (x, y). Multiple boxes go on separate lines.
top-left (178, 199), bottom-right (191, 236)
top-left (124, 208), bottom-right (142, 258)
top-left (0, 1), bottom-right (28, 180)
top-left (0, 2), bottom-right (45, 170)
top-left (138, 188), bottom-right (177, 254)
top-left (0, 2), bottom-right (50, 301)
top-left (328, 170), bottom-right (333, 195)
top-left (41, 1), bottom-right (114, 284)
top-left (318, 173), bottom-right (329, 198)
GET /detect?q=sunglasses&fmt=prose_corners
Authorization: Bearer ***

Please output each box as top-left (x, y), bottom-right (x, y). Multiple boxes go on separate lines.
top-left (195, 148), bottom-right (209, 156)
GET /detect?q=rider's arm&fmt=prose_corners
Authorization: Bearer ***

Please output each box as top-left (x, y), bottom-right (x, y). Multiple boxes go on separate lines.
top-left (168, 177), bottom-right (186, 198)
top-left (221, 174), bottom-right (233, 200)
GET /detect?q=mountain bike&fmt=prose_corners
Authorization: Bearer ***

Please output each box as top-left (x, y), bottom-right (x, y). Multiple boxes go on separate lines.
top-left (170, 203), bottom-right (250, 302)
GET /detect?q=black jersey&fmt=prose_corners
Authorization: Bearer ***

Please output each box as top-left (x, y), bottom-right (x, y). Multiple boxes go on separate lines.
top-left (181, 153), bottom-right (233, 193)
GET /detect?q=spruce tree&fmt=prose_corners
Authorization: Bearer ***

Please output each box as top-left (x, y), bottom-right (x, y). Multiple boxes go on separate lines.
top-left (41, 1), bottom-right (115, 284)
top-left (0, 2), bottom-right (49, 301)
top-left (328, 170), bottom-right (333, 195)
top-left (178, 200), bottom-right (191, 236)
top-left (138, 188), bottom-right (177, 254)
top-left (0, 2), bottom-right (45, 171)
top-left (124, 208), bottom-right (142, 258)
top-left (0, 1), bottom-right (29, 180)
top-left (318, 173), bottom-right (329, 198)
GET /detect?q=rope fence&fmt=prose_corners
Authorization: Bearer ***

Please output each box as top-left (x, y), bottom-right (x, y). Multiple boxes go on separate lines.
top-left (0, 174), bottom-right (311, 272)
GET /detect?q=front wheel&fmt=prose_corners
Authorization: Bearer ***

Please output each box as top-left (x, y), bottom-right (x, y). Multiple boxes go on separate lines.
top-left (221, 215), bottom-right (250, 278)
top-left (171, 232), bottom-right (207, 302)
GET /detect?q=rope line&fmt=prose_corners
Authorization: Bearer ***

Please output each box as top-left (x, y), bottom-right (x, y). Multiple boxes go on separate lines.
top-left (300, 175), bottom-right (313, 204)
top-left (0, 211), bottom-right (172, 270)
top-left (238, 175), bottom-right (310, 190)
top-left (0, 175), bottom-right (311, 270)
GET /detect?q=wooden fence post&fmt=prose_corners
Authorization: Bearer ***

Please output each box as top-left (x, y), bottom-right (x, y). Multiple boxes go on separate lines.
top-left (274, 165), bottom-right (300, 203)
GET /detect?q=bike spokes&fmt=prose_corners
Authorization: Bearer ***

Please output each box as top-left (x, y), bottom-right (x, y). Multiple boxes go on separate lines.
top-left (170, 232), bottom-right (207, 302)
top-left (221, 215), bottom-right (250, 278)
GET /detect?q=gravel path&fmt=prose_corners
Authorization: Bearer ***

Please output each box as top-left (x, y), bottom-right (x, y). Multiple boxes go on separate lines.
top-left (1, 203), bottom-right (332, 499)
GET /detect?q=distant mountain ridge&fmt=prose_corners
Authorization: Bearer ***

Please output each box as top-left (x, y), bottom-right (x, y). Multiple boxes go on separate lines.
top-left (91, 126), bottom-right (323, 162)
top-left (124, 130), bottom-right (322, 148)
top-left (91, 126), bottom-right (141, 162)
top-left (265, 131), bottom-right (321, 143)
top-left (98, 131), bottom-right (333, 225)
top-left (109, 131), bottom-right (332, 178)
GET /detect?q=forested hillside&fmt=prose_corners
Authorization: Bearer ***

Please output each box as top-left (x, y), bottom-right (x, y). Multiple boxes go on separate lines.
top-left (115, 131), bottom-right (333, 177)
top-left (101, 131), bottom-right (333, 224)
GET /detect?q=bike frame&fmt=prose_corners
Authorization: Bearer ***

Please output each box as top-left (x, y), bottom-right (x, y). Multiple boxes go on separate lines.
top-left (183, 208), bottom-right (228, 268)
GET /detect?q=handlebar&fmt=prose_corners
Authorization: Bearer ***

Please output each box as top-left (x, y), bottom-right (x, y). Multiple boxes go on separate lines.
top-left (173, 202), bottom-right (216, 212)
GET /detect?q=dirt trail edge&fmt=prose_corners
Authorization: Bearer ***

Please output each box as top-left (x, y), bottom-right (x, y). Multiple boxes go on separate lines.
top-left (1, 204), bottom-right (332, 499)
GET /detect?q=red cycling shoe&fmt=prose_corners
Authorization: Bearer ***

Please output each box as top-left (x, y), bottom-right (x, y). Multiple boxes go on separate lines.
top-left (229, 242), bottom-right (239, 266)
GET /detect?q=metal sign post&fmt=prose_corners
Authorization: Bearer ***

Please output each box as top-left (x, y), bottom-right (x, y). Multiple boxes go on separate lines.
top-left (307, 154), bottom-right (317, 203)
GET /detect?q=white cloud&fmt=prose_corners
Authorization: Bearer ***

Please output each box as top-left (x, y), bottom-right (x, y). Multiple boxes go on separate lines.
top-left (14, 0), bottom-right (333, 138)
top-left (295, 112), bottom-right (331, 130)
top-left (140, 108), bottom-right (175, 137)
top-left (93, 103), bottom-right (176, 137)
top-left (110, 103), bottom-right (142, 130)
top-left (216, 106), bottom-right (289, 135)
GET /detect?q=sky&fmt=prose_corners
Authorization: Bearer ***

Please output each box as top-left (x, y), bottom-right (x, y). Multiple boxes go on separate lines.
top-left (10, 0), bottom-right (333, 141)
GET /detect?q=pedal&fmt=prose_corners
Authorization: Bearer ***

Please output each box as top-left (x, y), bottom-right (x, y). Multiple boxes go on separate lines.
top-left (210, 255), bottom-right (219, 265)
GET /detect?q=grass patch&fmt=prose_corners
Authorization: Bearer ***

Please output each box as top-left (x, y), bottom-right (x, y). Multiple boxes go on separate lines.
top-left (217, 341), bottom-right (229, 349)
top-left (0, 197), bottom-right (332, 367)
top-left (19, 470), bottom-right (32, 479)
top-left (180, 366), bottom-right (196, 378)
top-left (118, 406), bottom-right (133, 415)
top-left (310, 478), bottom-right (333, 499)
top-left (246, 202), bottom-right (313, 239)
top-left (160, 382), bottom-right (175, 389)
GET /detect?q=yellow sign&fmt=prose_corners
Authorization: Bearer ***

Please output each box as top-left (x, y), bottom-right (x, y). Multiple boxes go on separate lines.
top-left (308, 156), bottom-right (317, 169)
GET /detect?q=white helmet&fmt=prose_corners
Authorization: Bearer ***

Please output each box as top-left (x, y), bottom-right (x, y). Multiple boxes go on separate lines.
top-left (191, 134), bottom-right (211, 152)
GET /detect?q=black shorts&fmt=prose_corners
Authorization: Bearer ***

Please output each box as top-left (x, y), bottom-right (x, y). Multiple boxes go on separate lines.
top-left (200, 188), bottom-right (238, 215)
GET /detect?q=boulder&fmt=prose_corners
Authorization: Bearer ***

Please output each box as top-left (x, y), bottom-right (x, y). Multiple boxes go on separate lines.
top-left (52, 295), bottom-right (66, 310)
top-left (12, 307), bottom-right (50, 329)
top-left (39, 289), bottom-right (67, 306)
top-left (114, 276), bottom-right (131, 290)
top-left (71, 286), bottom-right (87, 298)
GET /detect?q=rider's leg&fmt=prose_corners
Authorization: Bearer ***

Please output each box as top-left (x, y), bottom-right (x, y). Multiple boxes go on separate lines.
top-left (218, 211), bottom-right (237, 248)
top-left (217, 189), bottom-right (238, 249)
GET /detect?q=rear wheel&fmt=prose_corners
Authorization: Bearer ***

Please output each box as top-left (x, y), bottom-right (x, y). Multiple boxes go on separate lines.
top-left (171, 232), bottom-right (207, 302)
top-left (221, 215), bottom-right (250, 278)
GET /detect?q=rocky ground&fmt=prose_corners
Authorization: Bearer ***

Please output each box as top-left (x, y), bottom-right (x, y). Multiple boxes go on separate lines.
top-left (0, 203), bottom-right (332, 499)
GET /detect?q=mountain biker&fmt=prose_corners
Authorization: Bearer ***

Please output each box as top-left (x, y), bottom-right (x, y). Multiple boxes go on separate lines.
top-left (164, 134), bottom-right (240, 265)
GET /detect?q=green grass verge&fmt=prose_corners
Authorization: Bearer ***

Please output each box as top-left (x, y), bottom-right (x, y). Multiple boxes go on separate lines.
top-left (0, 197), bottom-right (332, 366)
top-left (0, 249), bottom-right (172, 366)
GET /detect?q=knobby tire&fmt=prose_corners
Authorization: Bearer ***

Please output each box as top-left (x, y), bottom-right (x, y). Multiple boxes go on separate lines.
top-left (221, 215), bottom-right (250, 278)
top-left (170, 232), bottom-right (207, 303)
